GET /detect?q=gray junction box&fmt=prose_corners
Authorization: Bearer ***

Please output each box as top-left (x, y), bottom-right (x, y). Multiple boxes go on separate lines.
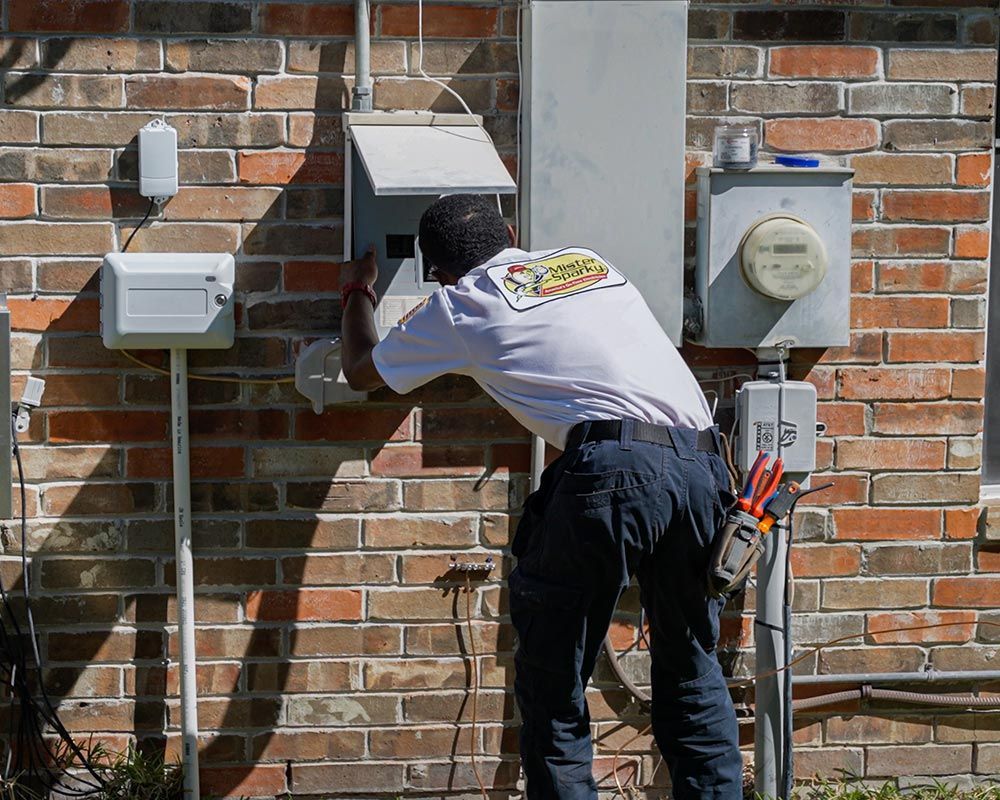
top-left (735, 380), bottom-right (817, 475)
top-left (694, 166), bottom-right (853, 349)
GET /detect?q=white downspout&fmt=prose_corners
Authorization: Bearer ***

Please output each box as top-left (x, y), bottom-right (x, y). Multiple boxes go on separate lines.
top-left (171, 348), bottom-right (200, 800)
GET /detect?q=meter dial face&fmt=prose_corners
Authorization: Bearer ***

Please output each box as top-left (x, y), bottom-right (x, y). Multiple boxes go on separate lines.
top-left (739, 216), bottom-right (827, 301)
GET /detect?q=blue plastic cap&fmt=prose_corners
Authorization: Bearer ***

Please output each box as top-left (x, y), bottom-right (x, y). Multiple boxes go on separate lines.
top-left (775, 155), bottom-right (820, 168)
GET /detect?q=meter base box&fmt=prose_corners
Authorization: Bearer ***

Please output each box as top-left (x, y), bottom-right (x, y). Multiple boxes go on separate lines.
top-left (734, 380), bottom-right (816, 475)
top-left (344, 111), bottom-right (516, 340)
top-left (100, 253), bottom-right (235, 350)
top-left (694, 166), bottom-right (853, 349)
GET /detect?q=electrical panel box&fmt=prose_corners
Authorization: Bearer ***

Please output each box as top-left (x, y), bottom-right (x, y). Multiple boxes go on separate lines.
top-left (693, 166), bottom-right (853, 349)
top-left (735, 380), bottom-right (817, 475)
top-left (100, 253), bottom-right (235, 349)
top-left (344, 111), bottom-right (516, 339)
top-left (138, 120), bottom-right (178, 199)
top-left (523, 0), bottom-right (689, 343)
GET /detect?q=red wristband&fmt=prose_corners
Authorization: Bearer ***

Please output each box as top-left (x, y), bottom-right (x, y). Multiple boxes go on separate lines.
top-left (341, 281), bottom-right (377, 310)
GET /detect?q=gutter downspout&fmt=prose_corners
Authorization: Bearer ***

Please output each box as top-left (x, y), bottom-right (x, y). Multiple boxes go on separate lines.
top-left (352, 0), bottom-right (373, 112)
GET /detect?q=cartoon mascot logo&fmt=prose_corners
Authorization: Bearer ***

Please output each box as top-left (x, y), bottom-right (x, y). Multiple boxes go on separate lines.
top-left (502, 263), bottom-right (550, 300)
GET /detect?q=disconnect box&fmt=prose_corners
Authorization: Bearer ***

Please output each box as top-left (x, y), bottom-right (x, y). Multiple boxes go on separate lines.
top-left (100, 253), bottom-right (235, 349)
top-left (344, 111), bottom-right (517, 338)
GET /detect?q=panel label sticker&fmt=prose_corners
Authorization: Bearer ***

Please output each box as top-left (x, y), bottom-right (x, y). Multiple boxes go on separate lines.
top-left (485, 248), bottom-right (627, 311)
top-left (379, 296), bottom-right (426, 328)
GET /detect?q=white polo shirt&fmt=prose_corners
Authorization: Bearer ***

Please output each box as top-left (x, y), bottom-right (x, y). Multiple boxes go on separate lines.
top-left (372, 246), bottom-right (713, 449)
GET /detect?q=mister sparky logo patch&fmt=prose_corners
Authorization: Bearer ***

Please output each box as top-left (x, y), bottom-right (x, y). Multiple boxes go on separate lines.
top-left (486, 247), bottom-right (627, 311)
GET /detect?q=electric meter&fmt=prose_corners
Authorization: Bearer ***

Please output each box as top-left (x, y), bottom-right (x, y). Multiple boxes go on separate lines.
top-left (739, 215), bottom-right (827, 301)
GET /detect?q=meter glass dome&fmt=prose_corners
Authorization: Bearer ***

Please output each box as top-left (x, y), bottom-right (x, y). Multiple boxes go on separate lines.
top-left (739, 216), bottom-right (828, 301)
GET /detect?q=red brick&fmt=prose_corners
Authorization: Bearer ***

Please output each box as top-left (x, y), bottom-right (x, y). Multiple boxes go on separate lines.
top-left (853, 226), bottom-right (951, 258)
top-left (852, 190), bottom-right (875, 222)
top-left (190, 410), bottom-right (289, 440)
top-left (956, 152), bottom-right (992, 187)
top-left (850, 296), bottom-right (949, 329)
top-left (933, 577), bottom-right (1000, 608)
top-left (283, 261), bottom-right (342, 292)
top-left (886, 331), bottom-right (984, 363)
top-left (246, 589), bottom-right (362, 621)
top-left (41, 186), bottom-right (150, 219)
top-left (791, 545), bottom-right (862, 577)
top-left (370, 444), bottom-right (484, 477)
top-left (261, 3), bottom-right (354, 35)
top-left (882, 191), bottom-right (990, 223)
top-left (769, 46), bottom-right (878, 78)
top-left (201, 766), bottom-right (287, 798)
top-left (946, 507), bottom-right (981, 539)
top-left (798, 473), bottom-right (867, 506)
top-left (126, 446), bottom-right (245, 479)
top-left (952, 367), bottom-right (986, 399)
top-left (126, 75), bottom-right (250, 111)
top-left (0, 183), bottom-right (35, 218)
top-left (420, 407), bottom-right (526, 441)
top-left (817, 402), bottom-right (866, 436)
top-left (831, 508), bottom-right (941, 541)
top-left (24, 373), bottom-right (118, 406)
top-left (8, 0), bottom-right (129, 32)
top-left (836, 438), bottom-right (946, 470)
top-left (877, 261), bottom-right (986, 293)
top-left (8, 297), bottom-right (98, 333)
top-left (49, 411), bottom-right (169, 443)
top-left (873, 402), bottom-right (982, 435)
top-left (238, 150), bottom-right (344, 185)
top-left (381, 4), bottom-right (498, 37)
top-left (954, 226), bottom-right (990, 258)
top-left (851, 260), bottom-right (874, 292)
top-left (868, 611), bottom-right (976, 644)
top-left (295, 408), bottom-right (411, 442)
top-left (766, 118), bottom-right (879, 153)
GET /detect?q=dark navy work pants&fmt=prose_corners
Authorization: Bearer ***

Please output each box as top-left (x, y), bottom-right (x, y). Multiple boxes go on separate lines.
top-left (509, 420), bottom-right (742, 800)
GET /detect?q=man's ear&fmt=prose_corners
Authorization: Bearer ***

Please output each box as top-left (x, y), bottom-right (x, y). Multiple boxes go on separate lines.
top-left (507, 224), bottom-right (517, 247)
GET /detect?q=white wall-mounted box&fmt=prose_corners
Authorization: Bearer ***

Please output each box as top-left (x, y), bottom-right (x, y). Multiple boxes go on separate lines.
top-left (100, 253), bottom-right (235, 349)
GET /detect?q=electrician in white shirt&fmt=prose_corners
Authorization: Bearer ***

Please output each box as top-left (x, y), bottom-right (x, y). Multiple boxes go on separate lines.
top-left (339, 194), bottom-right (741, 800)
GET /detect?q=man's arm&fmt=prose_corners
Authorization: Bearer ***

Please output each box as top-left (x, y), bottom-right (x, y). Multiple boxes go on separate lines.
top-left (340, 248), bottom-right (386, 392)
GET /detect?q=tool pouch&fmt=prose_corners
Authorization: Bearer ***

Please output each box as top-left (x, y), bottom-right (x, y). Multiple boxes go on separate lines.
top-left (707, 508), bottom-right (764, 598)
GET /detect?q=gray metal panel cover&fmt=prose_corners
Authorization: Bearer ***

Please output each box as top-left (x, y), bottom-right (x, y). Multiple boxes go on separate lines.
top-left (524, 0), bottom-right (688, 343)
top-left (350, 124), bottom-right (516, 196)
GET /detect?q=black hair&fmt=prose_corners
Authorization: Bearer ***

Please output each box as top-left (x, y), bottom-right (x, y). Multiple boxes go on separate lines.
top-left (418, 194), bottom-right (509, 277)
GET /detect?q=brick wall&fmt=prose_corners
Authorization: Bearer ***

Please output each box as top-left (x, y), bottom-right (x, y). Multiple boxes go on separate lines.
top-left (0, 0), bottom-right (998, 796)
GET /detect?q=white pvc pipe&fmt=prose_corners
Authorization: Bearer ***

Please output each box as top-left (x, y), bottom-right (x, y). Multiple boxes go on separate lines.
top-left (352, 0), bottom-right (373, 111)
top-left (171, 348), bottom-right (200, 800)
top-left (529, 433), bottom-right (545, 492)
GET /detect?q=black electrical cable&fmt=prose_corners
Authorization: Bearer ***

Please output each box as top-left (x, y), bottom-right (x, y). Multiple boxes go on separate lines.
top-left (121, 197), bottom-right (156, 253)
top-left (0, 416), bottom-right (107, 796)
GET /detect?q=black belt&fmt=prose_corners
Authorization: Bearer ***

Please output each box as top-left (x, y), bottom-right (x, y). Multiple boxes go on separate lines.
top-left (567, 420), bottom-right (719, 454)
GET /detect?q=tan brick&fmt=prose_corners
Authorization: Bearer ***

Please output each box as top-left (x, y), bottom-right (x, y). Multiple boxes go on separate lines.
top-left (254, 75), bottom-right (350, 110)
top-left (818, 646), bottom-right (926, 675)
top-left (373, 77), bottom-right (492, 114)
top-left (877, 261), bottom-right (986, 294)
top-left (3, 74), bottom-right (123, 108)
top-left (40, 558), bottom-right (155, 590)
top-left (688, 45), bottom-right (762, 79)
top-left (936, 714), bottom-right (1000, 743)
top-left (836, 438), bottom-right (946, 470)
top-left (731, 82), bottom-right (841, 114)
top-left (41, 111), bottom-right (158, 145)
top-left (822, 578), bottom-right (927, 610)
top-left (168, 112), bottom-right (285, 147)
top-left (252, 730), bottom-right (364, 762)
top-left (850, 83), bottom-right (955, 116)
top-left (884, 120), bottom-right (992, 152)
top-left (826, 715), bottom-right (932, 745)
top-left (369, 587), bottom-right (489, 621)
top-left (403, 478), bottom-right (513, 512)
top-left (365, 658), bottom-right (467, 690)
top-left (116, 222), bottom-right (239, 254)
top-left (245, 518), bottom-right (360, 550)
top-left (851, 153), bottom-right (952, 186)
top-left (864, 543), bottom-right (971, 576)
top-left (872, 472), bottom-right (981, 505)
top-left (407, 41), bottom-right (516, 76)
top-left (289, 625), bottom-right (400, 657)
top-left (853, 226), bottom-right (951, 258)
top-left (0, 147), bottom-right (113, 182)
top-left (0, 110), bottom-right (37, 143)
top-left (285, 480), bottom-right (400, 512)
top-left (961, 84), bottom-right (995, 118)
top-left (167, 39), bottom-right (282, 73)
top-left (976, 744), bottom-right (1000, 771)
top-left (0, 38), bottom-right (38, 69)
top-left (42, 37), bottom-right (161, 71)
top-left (868, 744), bottom-right (973, 777)
top-left (245, 661), bottom-right (353, 693)
top-left (251, 445), bottom-right (365, 478)
top-left (888, 49), bottom-right (997, 81)
top-left (291, 763), bottom-right (406, 796)
top-left (288, 40), bottom-right (406, 75)
top-left (0, 221), bottom-right (113, 255)
top-left (285, 694), bottom-right (399, 726)
top-left (371, 726), bottom-right (470, 758)
top-left (841, 367), bottom-right (950, 400)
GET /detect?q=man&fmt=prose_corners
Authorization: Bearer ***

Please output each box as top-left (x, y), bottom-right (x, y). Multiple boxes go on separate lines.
top-left (339, 194), bottom-right (741, 800)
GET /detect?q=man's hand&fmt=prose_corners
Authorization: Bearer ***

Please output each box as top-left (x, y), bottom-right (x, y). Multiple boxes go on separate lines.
top-left (341, 246), bottom-right (378, 288)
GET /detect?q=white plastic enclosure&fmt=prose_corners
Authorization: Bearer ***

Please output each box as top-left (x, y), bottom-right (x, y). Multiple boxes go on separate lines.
top-left (100, 253), bottom-right (235, 349)
top-left (138, 120), bottom-right (178, 199)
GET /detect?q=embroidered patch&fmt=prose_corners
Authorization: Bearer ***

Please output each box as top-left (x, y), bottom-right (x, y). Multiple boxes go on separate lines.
top-left (485, 247), bottom-right (627, 311)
